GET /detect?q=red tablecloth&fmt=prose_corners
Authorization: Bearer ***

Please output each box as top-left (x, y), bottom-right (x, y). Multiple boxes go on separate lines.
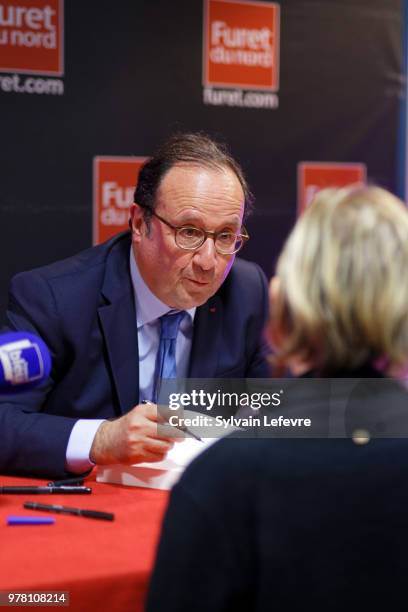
top-left (0, 473), bottom-right (169, 611)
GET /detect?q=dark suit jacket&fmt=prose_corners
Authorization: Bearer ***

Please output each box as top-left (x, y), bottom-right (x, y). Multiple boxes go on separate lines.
top-left (147, 375), bottom-right (408, 612)
top-left (1, 232), bottom-right (269, 477)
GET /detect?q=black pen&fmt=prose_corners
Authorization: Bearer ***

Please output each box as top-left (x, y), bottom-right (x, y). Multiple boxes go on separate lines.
top-left (48, 477), bottom-right (85, 487)
top-left (173, 424), bottom-right (204, 443)
top-left (142, 400), bottom-right (204, 442)
top-left (24, 502), bottom-right (114, 521)
top-left (0, 486), bottom-right (92, 494)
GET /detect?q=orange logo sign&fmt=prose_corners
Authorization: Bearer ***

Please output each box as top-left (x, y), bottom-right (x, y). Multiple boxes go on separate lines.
top-left (203, 0), bottom-right (280, 90)
top-left (93, 156), bottom-right (147, 246)
top-left (297, 162), bottom-right (367, 215)
top-left (0, 0), bottom-right (64, 75)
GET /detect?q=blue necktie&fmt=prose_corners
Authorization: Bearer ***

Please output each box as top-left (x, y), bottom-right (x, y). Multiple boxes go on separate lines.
top-left (153, 311), bottom-right (185, 403)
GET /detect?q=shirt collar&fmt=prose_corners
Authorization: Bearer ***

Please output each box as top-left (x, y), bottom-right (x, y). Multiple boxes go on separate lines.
top-left (130, 248), bottom-right (195, 329)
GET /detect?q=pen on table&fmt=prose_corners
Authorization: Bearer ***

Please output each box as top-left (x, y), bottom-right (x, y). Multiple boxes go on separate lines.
top-left (48, 477), bottom-right (85, 487)
top-left (142, 399), bottom-right (203, 442)
top-left (0, 486), bottom-right (92, 494)
top-left (7, 515), bottom-right (55, 526)
top-left (24, 502), bottom-right (114, 521)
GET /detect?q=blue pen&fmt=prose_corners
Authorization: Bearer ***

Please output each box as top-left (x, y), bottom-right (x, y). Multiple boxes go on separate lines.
top-left (7, 515), bottom-right (55, 525)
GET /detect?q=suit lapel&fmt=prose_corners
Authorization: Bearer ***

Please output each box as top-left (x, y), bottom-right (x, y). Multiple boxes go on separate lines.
top-left (98, 236), bottom-right (140, 414)
top-left (189, 294), bottom-right (222, 378)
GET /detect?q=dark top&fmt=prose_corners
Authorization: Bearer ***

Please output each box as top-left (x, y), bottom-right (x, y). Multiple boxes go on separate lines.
top-left (147, 375), bottom-right (408, 611)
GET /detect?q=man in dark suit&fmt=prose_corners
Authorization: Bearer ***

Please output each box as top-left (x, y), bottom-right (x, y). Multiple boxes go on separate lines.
top-left (1, 133), bottom-right (269, 478)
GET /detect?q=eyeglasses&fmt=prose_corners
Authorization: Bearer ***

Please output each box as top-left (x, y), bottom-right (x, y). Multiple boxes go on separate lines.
top-left (142, 207), bottom-right (249, 255)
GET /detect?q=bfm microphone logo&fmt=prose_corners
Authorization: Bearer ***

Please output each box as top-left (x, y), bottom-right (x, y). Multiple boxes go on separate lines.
top-left (297, 162), bottom-right (367, 215)
top-left (203, 0), bottom-right (280, 94)
top-left (93, 156), bottom-right (147, 246)
top-left (0, 332), bottom-right (51, 391)
top-left (0, 0), bottom-right (64, 75)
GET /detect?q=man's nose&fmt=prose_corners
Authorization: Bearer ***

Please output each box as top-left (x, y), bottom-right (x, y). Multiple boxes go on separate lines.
top-left (193, 236), bottom-right (217, 270)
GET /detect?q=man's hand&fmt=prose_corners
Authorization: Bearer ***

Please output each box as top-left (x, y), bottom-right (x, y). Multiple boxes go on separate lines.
top-left (89, 402), bottom-right (176, 465)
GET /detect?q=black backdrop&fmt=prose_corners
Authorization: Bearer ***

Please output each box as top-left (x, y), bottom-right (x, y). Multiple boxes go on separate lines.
top-left (1, 0), bottom-right (404, 323)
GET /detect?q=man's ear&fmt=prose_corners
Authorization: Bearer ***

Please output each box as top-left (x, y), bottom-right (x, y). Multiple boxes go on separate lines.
top-left (129, 203), bottom-right (144, 243)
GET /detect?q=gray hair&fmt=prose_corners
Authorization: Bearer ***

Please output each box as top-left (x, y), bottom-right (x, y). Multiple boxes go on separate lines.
top-left (133, 132), bottom-right (253, 224)
top-left (270, 185), bottom-right (408, 374)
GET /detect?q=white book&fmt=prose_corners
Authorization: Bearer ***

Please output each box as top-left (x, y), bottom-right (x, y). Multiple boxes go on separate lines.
top-left (96, 411), bottom-right (239, 491)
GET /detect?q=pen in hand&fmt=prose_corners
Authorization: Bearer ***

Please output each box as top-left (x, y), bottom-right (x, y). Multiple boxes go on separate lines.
top-left (142, 400), bottom-right (203, 442)
top-left (171, 423), bottom-right (203, 443)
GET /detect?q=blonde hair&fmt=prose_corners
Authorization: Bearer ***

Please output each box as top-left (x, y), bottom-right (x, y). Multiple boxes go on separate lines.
top-left (271, 186), bottom-right (408, 374)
